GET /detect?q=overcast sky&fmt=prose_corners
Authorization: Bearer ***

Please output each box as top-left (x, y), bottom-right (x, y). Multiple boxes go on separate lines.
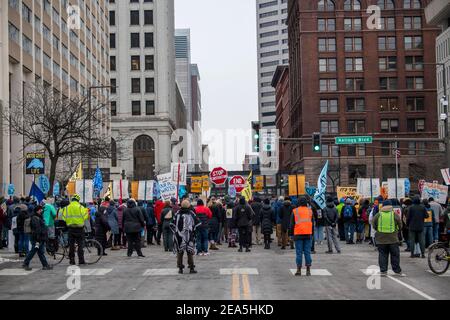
top-left (174, 0), bottom-right (258, 170)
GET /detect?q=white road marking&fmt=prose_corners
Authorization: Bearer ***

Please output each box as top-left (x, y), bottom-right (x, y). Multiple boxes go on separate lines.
top-left (387, 275), bottom-right (436, 300)
top-left (65, 268), bottom-right (112, 276)
top-left (220, 268), bottom-right (259, 275)
top-left (360, 269), bottom-right (406, 277)
top-left (143, 268), bottom-right (180, 276)
top-left (426, 270), bottom-right (450, 277)
top-left (0, 268), bottom-right (38, 276)
top-left (57, 289), bottom-right (80, 301)
top-left (290, 269), bottom-right (332, 276)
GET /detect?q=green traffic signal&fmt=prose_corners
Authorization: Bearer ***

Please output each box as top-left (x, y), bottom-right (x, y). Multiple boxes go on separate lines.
top-left (314, 145), bottom-right (320, 151)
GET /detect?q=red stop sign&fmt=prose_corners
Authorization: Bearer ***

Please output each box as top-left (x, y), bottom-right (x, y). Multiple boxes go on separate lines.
top-left (229, 175), bottom-right (246, 193)
top-left (210, 167), bottom-right (228, 185)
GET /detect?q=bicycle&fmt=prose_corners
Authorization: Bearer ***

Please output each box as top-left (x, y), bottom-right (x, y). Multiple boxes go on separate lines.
top-left (427, 241), bottom-right (450, 275)
top-left (46, 227), bottom-right (104, 266)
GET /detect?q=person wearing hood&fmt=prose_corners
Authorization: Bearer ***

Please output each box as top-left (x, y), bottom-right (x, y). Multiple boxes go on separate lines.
top-left (95, 206), bottom-right (111, 255)
top-left (145, 200), bottom-right (157, 245)
top-left (154, 199), bottom-right (165, 245)
top-left (261, 199), bottom-right (275, 249)
top-left (280, 197), bottom-right (294, 249)
top-left (225, 200), bottom-right (237, 248)
top-left (16, 205), bottom-right (30, 257)
top-left (195, 199), bottom-right (212, 255)
top-left (323, 197), bottom-right (341, 254)
top-left (122, 199), bottom-right (145, 257)
top-left (233, 197), bottom-right (253, 252)
top-left (250, 197), bottom-right (263, 245)
top-left (290, 197), bottom-right (313, 276)
top-left (107, 201), bottom-right (120, 250)
top-left (117, 203), bottom-right (127, 249)
top-left (207, 198), bottom-right (221, 250)
top-left (170, 200), bottom-right (201, 274)
top-left (336, 198), bottom-right (346, 241)
top-left (422, 199), bottom-right (435, 248)
top-left (373, 200), bottom-right (403, 276)
top-left (357, 199), bottom-right (370, 244)
top-left (406, 196), bottom-right (428, 258)
top-left (401, 198), bottom-right (412, 251)
top-left (342, 198), bottom-right (358, 244)
top-left (428, 197), bottom-right (443, 242)
top-left (272, 196), bottom-right (284, 247)
top-left (161, 200), bottom-right (174, 252)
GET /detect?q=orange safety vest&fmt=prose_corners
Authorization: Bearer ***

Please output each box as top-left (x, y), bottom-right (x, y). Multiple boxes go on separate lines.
top-left (293, 207), bottom-right (313, 236)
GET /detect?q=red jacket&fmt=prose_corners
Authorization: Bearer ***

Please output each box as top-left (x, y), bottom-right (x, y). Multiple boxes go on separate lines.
top-left (154, 200), bottom-right (165, 224)
top-left (195, 205), bottom-right (212, 219)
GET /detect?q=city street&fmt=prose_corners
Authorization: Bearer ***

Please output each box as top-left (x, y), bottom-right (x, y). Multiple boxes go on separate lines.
top-left (0, 241), bottom-right (448, 300)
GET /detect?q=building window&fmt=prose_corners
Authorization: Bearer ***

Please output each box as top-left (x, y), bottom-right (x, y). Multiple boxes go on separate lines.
top-left (131, 55), bottom-right (140, 70)
top-left (404, 36), bottom-right (423, 49)
top-left (22, 35), bottom-right (33, 55)
top-left (144, 10), bottom-right (153, 25)
top-left (145, 33), bottom-right (153, 47)
top-left (22, 4), bottom-right (32, 23)
top-left (404, 17), bottom-right (422, 29)
top-left (344, 0), bottom-right (361, 11)
top-left (344, 18), bottom-right (362, 31)
top-left (405, 56), bottom-right (423, 70)
top-left (406, 77), bottom-right (424, 89)
top-left (130, 10), bottom-right (140, 25)
top-left (109, 11), bottom-right (115, 26)
top-left (408, 142), bottom-right (426, 155)
top-left (111, 101), bottom-right (117, 116)
top-left (317, 0), bottom-right (335, 11)
top-left (379, 97), bottom-right (399, 112)
top-left (403, 0), bottom-right (421, 9)
top-left (345, 78), bottom-right (364, 91)
top-left (110, 56), bottom-right (116, 71)
top-left (379, 17), bottom-right (396, 30)
top-left (377, 0), bottom-right (395, 9)
top-left (110, 33), bottom-right (116, 48)
top-left (131, 78), bottom-right (141, 93)
top-left (378, 37), bottom-right (396, 50)
top-left (319, 58), bottom-right (337, 72)
top-left (380, 119), bottom-right (399, 132)
top-left (8, 22), bottom-right (19, 43)
top-left (111, 79), bottom-right (117, 94)
top-left (320, 120), bottom-right (339, 134)
top-left (145, 78), bottom-right (154, 93)
top-left (347, 120), bottom-right (365, 134)
top-left (379, 56), bottom-right (397, 71)
top-left (406, 97), bottom-right (425, 111)
top-left (145, 55), bottom-right (154, 70)
top-left (346, 98), bottom-right (365, 112)
top-left (318, 38), bottom-right (336, 52)
top-left (349, 165), bottom-right (367, 184)
top-left (344, 37), bottom-right (362, 51)
top-left (131, 33), bottom-right (140, 48)
top-left (321, 145), bottom-right (340, 157)
top-left (8, 0), bottom-right (19, 10)
top-left (319, 79), bottom-right (337, 91)
top-left (345, 58), bottom-right (363, 71)
top-left (146, 101), bottom-right (155, 115)
top-left (407, 118), bottom-right (425, 132)
top-left (111, 138), bottom-right (117, 167)
top-left (379, 77), bottom-right (398, 90)
top-left (320, 99), bottom-right (338, 113)
top-left (318, 18), bottom-right (335, 31)
top-left (132, 101), bottom-right (141, 116)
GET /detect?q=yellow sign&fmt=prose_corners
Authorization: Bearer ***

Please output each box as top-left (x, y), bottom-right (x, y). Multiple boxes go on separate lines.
top-left (131, 181), bottom-right (139, 200)
top-left (66, 181), bottom-right (75, 196)
top-left (336, 186), bottom-right (361, 202)
top-left (288, 175), bottom-right (305, 196)
top-left (242, 171), bottom-right (253, 201)
top-left (254, 176), bottom-right (264, 192)
top-left (191, 176), bottom-right (203, 193)
top-left (202, 175), bottom-right (210, 190)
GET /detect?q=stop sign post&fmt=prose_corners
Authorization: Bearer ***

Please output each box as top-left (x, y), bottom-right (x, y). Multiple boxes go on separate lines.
top-left (210, 167), bottom-right (228, 186)
top-left (229, 175), bottom-right (246, 193)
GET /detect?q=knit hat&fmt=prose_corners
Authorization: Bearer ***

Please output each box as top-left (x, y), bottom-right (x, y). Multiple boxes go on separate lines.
top-left (299, 197), bottom-right (308, 206)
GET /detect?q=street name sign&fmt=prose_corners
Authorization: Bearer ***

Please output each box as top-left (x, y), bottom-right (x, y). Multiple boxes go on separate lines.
top-left (335, 136), bottom-right (373, 145)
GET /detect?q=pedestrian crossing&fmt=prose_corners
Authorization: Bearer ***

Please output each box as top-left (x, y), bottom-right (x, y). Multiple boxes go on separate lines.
top-left (289, 269), bottom-right (332, 276)
top-left (360, 268), bottom-right (407, 277)
top-left (0, 268), bottom-right (37, 276)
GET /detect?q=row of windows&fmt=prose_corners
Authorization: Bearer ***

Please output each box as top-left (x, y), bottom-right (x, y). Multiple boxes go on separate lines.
top-left (319, 142), bottom-right (426, 158)
top-left (318, 36), bottom-right (423, 52)
top-left (319, 76), bottom-right (423, 91)
top-left (110, 100), bottom-right (155, 117)
top-left (109, 10), bottom-right (153, 26)
top-left (318, 17), bottom-right (422, 32)
top-left (110, 55), bottom-right (155, 71)
top-left (319, 118), bottom-right (425, 135)
top-left (317, 0), bottom-right (422, 11)
top-left (318, 56), bottom-right (423, 72)
top-left (319, 97), bottom-right (424, 113)
top-left (110, 78), bottom-right (155, 94)
top-left (110, 32), bottom-right (154, 49)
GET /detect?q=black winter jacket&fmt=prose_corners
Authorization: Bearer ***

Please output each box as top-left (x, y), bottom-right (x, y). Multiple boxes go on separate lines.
top-left (280, 201), bottom-right (294, 232)
top-left (233, 204), bottom-right (253, 228)
top-left (208, 204), bottom-right (221, 233)
top-left (323, 201), bottom-right (338, 227)
top-left (95, 207), bottom-right (111, 239)
top-left (30, 213), bottom-right (48, 243)
top-left (261, 204), bottom-right (275, 234)
top-left (123, 201), bottom-right (145, 233)
top-left (16, 209), bottom-right (29, 233)
top-left (250, 202), bottom-right (263, 226)
top-left (407, 204), bottom-right (428, 232)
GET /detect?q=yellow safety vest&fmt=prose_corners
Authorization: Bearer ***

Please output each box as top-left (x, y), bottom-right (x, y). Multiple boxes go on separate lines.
top-left (61, 201), bottom-right (89, 227)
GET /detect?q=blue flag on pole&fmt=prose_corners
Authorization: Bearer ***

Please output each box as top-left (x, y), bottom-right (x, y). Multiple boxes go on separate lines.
top-left (93, 167), bottom-right (103, 197)
top-left (29, 182), bottom-right (45, 203)
top-left (313, 160), bottom-right (329, 209)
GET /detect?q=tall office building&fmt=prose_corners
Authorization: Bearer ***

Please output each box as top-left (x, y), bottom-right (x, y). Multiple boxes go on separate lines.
top-left (256, 0), bottom-right (289, 129)
top-left (108, 0), bottom-right (176, 180)
top-left (1, 0), bottom-right (110, 195)
top-left (175, 28), bottom-right (192, 129)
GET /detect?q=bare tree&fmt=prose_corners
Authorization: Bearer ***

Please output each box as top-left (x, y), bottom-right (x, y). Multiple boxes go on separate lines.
top-left (1, 82), bottom-right (111, 193)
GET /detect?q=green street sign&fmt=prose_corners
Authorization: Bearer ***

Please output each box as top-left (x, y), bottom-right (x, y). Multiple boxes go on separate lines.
top-left (335, 136), bottom-right (373, 145)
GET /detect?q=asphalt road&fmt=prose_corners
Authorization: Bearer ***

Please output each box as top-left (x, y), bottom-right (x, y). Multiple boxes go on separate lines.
top-left (0, 240), bottom-right (448, 300)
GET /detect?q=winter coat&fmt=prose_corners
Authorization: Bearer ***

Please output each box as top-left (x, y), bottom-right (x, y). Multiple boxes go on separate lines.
top-left (195, 205), bottom-right (212, 230)
top-left (161, 206), bottom-right (174, 229)
top-left (342, 205), bottom-right (358, 223)
top-left (313, 207), bottom-right (325, 227)
top-left (43, 204), bottom-right (57, 227)
top-left (122, 200), bottom-right (145, 233)
top-left (373, 206), bottom-right (402, 245)
top-left (146, 205), bottom-right (156, 226)
top-left (95, 207), bottom-right (111, 240)
top-left (272, 200), bottom-right (283, 224)
top-left (250, 201), bottom-right (263, 226)
top-left (429, 201), bottom-right (443, 223)
top-left (261, 204), bottom-right (275, 235)
top-left (407, 204), bottom-right (428, 232)
top-left (30, 213), bottom-right (48, 243)
top-left (154, 200), bottom-right (164, 224)
top-left (208, 204), bottom-right (221, 233)
top-left (280, 200), bottom-right (294, 232)
top-left (107, 206), bottom-right (119, 234)
top-left (16, 208), bottom-right (29, 233)
top-left (323, 201), bottom-right (338, 227)
top-left (170, 208), bottom-right (201, 255)
top-left (233, 204), bottom-right (253, 228)
top-left (225, 202), bottom-right (235, 228)
top-left (0, 208), bottom-right (6, 227)
top-left (117, 205), bottom-right (125, 229)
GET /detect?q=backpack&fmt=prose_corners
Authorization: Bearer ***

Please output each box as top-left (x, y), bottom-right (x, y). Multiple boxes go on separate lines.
top-left (361, 207), bottom-right (368, 223)
top-left (343, 205), bottom-right (353, 219)
top-left (24, 217), bottom-right (32, 234)
top-left (165, 210), bottom-right (173, 220)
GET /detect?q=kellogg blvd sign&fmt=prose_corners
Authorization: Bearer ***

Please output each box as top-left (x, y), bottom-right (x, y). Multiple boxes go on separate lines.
top-left (210, 167), bottom-right (228, 185)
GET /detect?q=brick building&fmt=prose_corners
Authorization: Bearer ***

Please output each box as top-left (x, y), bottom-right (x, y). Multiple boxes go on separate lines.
top-left (286, 0), bottom-right (445, 190)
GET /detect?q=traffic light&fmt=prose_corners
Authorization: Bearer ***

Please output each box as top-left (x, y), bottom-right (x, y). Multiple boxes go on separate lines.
top-left (312, 132), bottom-right (321, 152)
top-left (252, 121), bottom-right (260, 152)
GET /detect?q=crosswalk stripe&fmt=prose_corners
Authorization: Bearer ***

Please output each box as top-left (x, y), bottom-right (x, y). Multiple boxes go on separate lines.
top-left (289, 269), bottom-right (332, 276)
top-left (65, 268), bottom-right (112, 276)
top-left (360, 268), bottom-right (406, 277)
top-left (220, 268), bottom-right (259, 275)
top-left (0, 268), bottom-right (38, 276)
top-left (143, 268), bottom-right (179, 276)
top-left (426, 270), bottom-right (450, 277)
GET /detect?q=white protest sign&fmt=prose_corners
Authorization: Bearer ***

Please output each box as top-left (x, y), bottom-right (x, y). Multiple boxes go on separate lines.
top-left (113, 180), bottom-right (129, 200)
top-left (75, 180), bottom-right (93, 203)
top-left (441, 168), bottom-right (450, 185)
top-left (157, 173), bottom-right (177, 201)
top-left (387, 178), bottom-right (405, 199)
top-left (357, 178), bottom-right (380, 198)
top-left (138, 180), bottom-right (154, 201)
top-left (170, 163), bottom-right (188, 186)
top-left (421, 182), bottom-right (449, 204)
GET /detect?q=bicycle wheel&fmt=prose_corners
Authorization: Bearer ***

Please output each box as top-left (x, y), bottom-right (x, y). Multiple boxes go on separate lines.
top-left (428, 243), bottom-right (450, 275)
top-left (46, 242), bottom-right (65, 266)
top-left (82, 239), bottom-right (103, 265)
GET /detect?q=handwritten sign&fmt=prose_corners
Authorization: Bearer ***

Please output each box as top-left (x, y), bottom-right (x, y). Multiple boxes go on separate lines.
top-left (75, 180), bottom-right (93, 203)
top-left (421, 182), bottom-right (449, 204)
top-left (157, 173), bottom-right (177, 201)
top-left (138, 180), bottom-right (154, 201)
top-left (388, 179), bottom-right (406, 199)
top-left (190, 176), bottom-right (203, 193)
top-left (337, 186), bottom-right (361, 202)
top-left (356, 178), bottom-right (380, 199)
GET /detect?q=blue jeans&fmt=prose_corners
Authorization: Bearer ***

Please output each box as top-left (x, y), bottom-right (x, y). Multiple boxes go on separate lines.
top-left (314, 226), bottom-right (324, 242)
top-left (295, 238), bottom-right (312, 267)
top-left (344, 222), bottom-right (355, 242)
top-left (424, 225), bottom-right (433, 248)
top-left (18, 232), bottom-right (30, 254)
top-left (433, 223), bottom-right (440, 242)
top-left (23, 240), bottom-right (49, 267)
top-left (196, 228), bottom-right (209, 253)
